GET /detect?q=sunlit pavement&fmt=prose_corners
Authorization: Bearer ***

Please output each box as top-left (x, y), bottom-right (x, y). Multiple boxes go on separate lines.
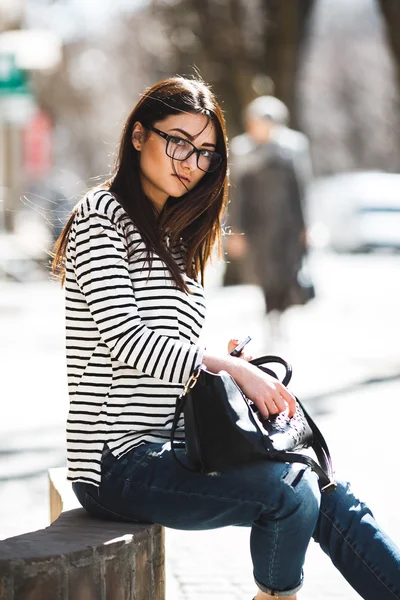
top-left (1, 250), bottom-right (400, 599)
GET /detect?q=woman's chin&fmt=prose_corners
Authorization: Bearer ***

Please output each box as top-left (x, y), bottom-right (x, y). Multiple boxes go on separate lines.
top-left (170, 176), bottom-right (190, 194)
top-left (169, 186), bottom-right (190, 199)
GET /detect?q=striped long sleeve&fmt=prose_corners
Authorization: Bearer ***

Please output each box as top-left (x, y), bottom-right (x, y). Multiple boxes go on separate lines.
top-left (73, 208), bottom-right (203, 385)
top-left (65, 190), bottom-right (207, 485)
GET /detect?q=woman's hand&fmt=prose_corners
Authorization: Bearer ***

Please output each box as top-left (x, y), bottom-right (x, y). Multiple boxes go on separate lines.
top-left (227, 338), bottom-right (253, 362)
top-left (229, 359), bottom-right (296, 420)
top-left (203, 350), bottom-right (296, 420)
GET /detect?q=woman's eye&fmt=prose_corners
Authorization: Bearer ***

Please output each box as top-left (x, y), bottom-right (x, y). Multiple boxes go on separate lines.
top-left (171, 136), bottom-right (186, 146)
top-left (200, 149), bottom-right (211, 158)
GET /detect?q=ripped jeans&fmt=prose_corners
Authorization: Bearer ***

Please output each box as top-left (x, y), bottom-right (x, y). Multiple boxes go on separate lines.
top-left (73, 442), bottom-right (400, 599)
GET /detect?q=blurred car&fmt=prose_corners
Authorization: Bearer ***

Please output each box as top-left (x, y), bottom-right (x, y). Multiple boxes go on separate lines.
top-left (306, 171), bottom-right (400, 252)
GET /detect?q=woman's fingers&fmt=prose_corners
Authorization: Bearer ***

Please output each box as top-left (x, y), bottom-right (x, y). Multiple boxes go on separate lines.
top-left (255, 389), bottom-right (280, 419)
top-left (227, 338), bottom-right (252, 360)
top-left (255, 381), bottom-right (297, 420)
top-left (227, 338), bottom-right (239, 354)
top-left (231, 360), bottom-right (297, 419)
top-left (262, 379), bottom-right (286, 414)
top-left (257, 401), bottom-right (271, 420)
top-left (277, 384), bottom-right (297, 417)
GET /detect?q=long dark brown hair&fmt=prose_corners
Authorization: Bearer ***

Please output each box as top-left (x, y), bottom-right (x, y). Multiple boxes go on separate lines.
top-left (52, 76), bottom-right (229, 292)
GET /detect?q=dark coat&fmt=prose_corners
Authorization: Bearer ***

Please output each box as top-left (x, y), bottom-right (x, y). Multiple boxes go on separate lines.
top-left (229, 128), bottom-right (312, 312)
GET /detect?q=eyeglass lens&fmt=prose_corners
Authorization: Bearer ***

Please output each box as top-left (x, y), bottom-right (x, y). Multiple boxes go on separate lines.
top-left (167, 138), bottom-right (220, 172)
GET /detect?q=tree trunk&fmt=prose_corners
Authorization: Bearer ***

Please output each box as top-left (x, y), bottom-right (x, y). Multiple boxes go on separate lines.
top-left (377, 0), bottom-right (400, 89)
top-left (262, 0), bottom-right (315, 128)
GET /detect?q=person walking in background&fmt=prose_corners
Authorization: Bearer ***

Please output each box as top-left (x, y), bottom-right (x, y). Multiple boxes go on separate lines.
top-left (51, 76), bottom-right (399, 599)
top-left (226, 96), bottom-right (314, 345)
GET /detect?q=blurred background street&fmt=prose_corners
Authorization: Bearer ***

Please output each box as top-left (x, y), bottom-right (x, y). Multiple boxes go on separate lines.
top-left (1, 0), bottom-right (400, 598)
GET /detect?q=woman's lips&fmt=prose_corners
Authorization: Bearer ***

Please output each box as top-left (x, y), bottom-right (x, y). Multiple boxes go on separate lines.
top-left (172, 174), bottom-right (190, 184)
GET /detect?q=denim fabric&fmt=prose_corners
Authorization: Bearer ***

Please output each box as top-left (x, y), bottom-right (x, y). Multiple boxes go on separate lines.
top-left (314, 481), bottom-right (400, 599)
top-left (73, 442), bottom-right (400, 599)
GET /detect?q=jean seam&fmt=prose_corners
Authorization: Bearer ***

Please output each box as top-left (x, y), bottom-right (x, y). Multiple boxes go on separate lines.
top-left (102, 463), bottom-right (143, 481)
top-left (268, 520), bottom-right (279, 589)
top-left (124, 478), bottom-right (279, 514)
top-left (102, 449), bottom-right (156, 482)
top-left (85, 492), bottom-right (139, 523)
top-left (320, 507), bottom-right (400, 599)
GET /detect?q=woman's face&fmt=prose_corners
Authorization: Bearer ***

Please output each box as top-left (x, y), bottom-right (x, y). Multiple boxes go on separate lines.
top-left (132, 112), bottom-right (218, 212)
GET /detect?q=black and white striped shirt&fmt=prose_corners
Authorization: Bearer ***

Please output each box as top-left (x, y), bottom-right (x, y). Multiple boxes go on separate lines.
top-left (65, 189), bottom-right (206, 485)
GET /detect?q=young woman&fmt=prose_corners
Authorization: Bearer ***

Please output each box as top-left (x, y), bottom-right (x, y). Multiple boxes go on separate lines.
top-left (52, 76), bottom-right (400, 599)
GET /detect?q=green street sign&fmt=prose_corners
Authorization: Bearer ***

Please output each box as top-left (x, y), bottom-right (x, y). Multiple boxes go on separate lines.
top-left (0, 53), bottom-right (35, 123)
top-left (0, 53), bottom-right (30, 95)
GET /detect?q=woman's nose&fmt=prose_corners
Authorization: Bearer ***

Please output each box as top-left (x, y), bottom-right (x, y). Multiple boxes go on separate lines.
top-left (182, 152), bottom-right (198, 170)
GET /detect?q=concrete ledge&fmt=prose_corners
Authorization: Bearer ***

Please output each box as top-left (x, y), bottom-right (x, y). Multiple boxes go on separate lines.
top-left (0, 509), bottom-right (165, 600)
top-left (0, 468), bottom-right (165, 599)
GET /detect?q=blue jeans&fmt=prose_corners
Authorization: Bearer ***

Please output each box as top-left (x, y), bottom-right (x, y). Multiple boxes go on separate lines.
top-left (73, 442), bottom-right (400, 598)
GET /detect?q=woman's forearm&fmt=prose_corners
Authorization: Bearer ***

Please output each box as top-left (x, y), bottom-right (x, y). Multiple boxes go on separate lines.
top-left (202, 352), bottom-right (249, 383)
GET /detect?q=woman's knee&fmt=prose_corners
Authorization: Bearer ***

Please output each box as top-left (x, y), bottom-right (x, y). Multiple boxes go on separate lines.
top-left (313, 479), bottom-right (374, 544)
top-left (286, 465), bottom-right (321, 524)
top-left (256, 463), bottom-right (321, 525)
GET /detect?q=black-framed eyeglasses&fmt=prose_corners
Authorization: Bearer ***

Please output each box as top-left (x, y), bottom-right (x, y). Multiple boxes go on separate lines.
top-left (146, 125), bottom-right (223, 173)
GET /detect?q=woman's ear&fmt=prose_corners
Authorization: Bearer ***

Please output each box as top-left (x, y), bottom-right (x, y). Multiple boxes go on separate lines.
top-left (132, 122), bottom-right (144, 151)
